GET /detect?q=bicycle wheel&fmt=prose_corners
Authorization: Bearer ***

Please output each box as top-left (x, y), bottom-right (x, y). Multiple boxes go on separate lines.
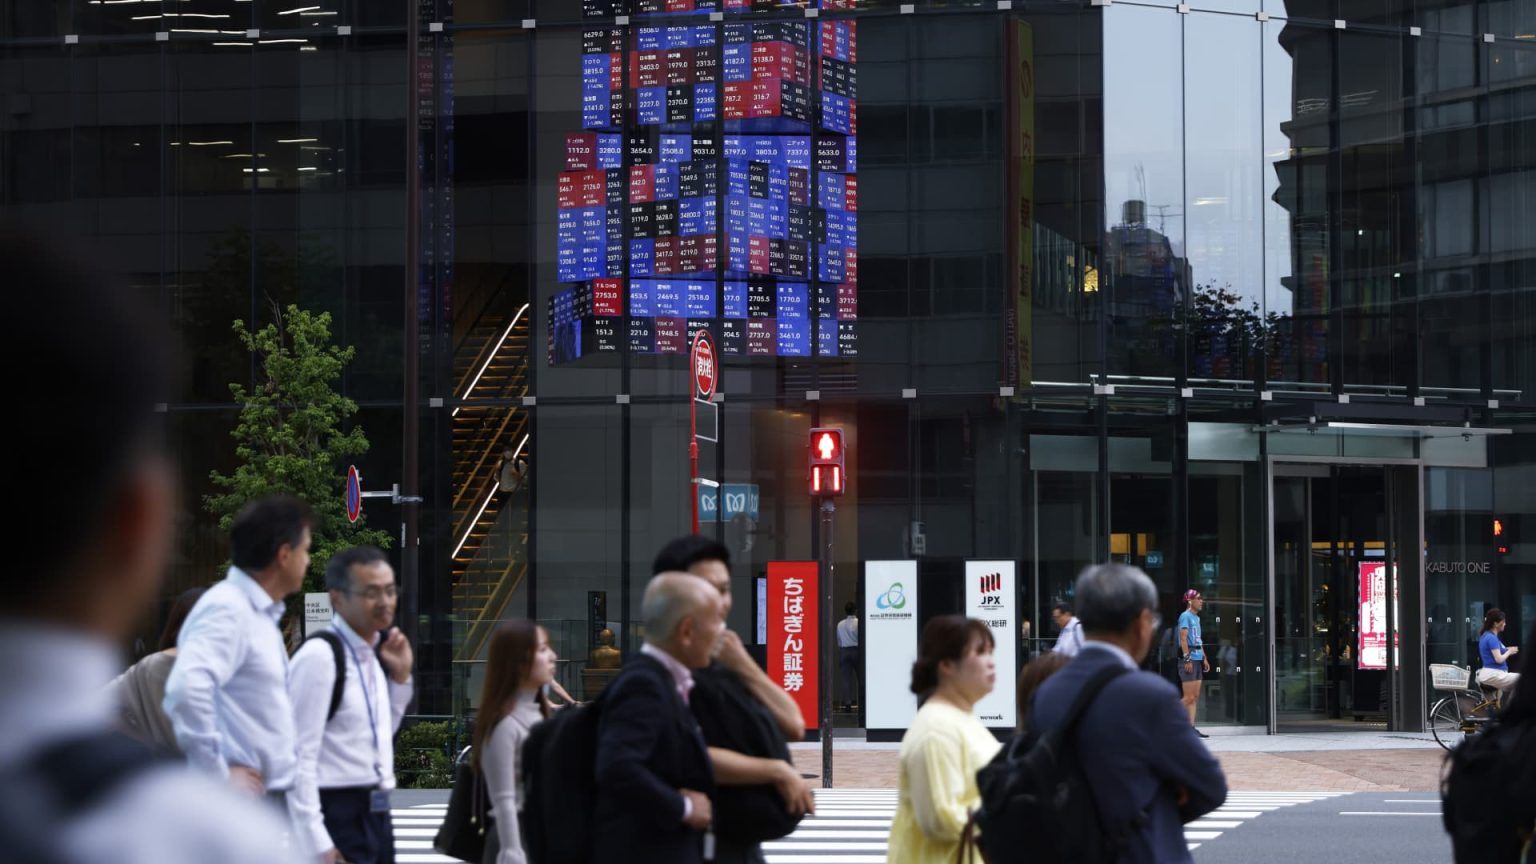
top-left (1430, 695), bottom-right (1470, 750)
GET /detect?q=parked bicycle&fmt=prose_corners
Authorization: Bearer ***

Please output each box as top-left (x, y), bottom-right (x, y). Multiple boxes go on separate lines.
top-left (1428, 663), bottom-right (1504, 750)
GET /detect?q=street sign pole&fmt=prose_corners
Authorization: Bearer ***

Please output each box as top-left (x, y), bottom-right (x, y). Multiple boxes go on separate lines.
top-left (820, 496), bottom-right (835, 788)
top-left (690, 329), bottom-right (716, 535)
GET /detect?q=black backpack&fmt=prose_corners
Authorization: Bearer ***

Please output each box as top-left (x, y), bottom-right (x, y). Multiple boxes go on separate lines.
top-left (305, 629), bottom-right (384, 722)
top-left (520, 686), bottom-right (611, 864)
top-left (1440, 714), bottom-right (1536, 863)
top-left (688, 663), bottom-right (803, 844)
top-left (0, 731), bottom-right (166, 864)
top-left (971, 666), bottom-right (1139, 864)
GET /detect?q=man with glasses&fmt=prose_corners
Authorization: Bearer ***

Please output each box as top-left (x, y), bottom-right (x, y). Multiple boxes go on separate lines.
top-left (1028, 564), bottom-right (1226, 864)
top-left (289, 546), bottom-right (415, 864)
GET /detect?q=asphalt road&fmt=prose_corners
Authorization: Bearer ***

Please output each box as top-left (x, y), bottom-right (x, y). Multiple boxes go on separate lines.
top-left (1194, 792), bottom-right (1454, 864)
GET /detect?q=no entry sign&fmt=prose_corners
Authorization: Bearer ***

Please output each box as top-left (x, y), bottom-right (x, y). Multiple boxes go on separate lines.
top-left (691, 329), bottom-right (716, 401)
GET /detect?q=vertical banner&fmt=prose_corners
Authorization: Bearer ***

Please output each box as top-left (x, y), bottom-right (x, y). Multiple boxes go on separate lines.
top-left (768, 561), bottom-right (820, 730)
top-left (1004, 20), bottom-right (1035, 394)
top-left (1358, 562), bottom-right (1399, 669)
top-left (865, 561), bottom-right (919, 734)
top-left (965, 560), bottom-right (1017, 729)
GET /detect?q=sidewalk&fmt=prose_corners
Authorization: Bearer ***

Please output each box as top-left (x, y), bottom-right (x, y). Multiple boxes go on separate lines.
top-left (790, 732), bottom-right (1449, 792)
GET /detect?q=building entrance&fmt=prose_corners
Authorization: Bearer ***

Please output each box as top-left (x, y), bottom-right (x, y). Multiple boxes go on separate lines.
top-left (1271, 462), bottom-right (1426, 732)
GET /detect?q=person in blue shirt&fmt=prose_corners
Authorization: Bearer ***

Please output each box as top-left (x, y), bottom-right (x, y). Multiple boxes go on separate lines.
top-left (1177, 589), bottom-right (1209, 738)
top-left (1476, 608), bottom-right (1521, 701)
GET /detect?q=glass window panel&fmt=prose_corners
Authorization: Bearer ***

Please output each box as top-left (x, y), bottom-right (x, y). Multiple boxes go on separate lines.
top-left (1103, 5), bottom-right (1183, 379)
top-left (1185, 13), bottom-right (1263, 385)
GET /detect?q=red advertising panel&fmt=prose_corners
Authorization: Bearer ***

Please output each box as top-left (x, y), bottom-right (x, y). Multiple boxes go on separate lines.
top-left (767, 561), bottom-right (819, 730)
top-left (1358, 561), bottom-right (1399, 670)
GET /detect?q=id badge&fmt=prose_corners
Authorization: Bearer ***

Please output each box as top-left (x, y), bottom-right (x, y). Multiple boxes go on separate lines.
top-left (369, 790), bottom-right (391, 814)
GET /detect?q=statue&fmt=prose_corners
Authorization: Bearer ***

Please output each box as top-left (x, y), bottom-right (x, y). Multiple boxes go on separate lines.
top-left (590, 628), bottom-right (622, 669)
top-left (583, 628), bottom-right (623, 700)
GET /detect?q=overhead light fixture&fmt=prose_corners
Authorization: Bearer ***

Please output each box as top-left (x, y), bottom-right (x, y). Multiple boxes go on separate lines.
top-left (277, 137), bottom-right (319, 143)
top-left (276, 5), bottom-right (320, 13)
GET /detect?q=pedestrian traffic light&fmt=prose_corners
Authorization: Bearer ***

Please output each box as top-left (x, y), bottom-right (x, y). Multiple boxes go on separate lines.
top-left (808, 427), bottom-right (846, 496)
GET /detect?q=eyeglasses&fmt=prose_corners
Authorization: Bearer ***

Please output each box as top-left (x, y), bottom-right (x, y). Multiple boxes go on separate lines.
top-left (348, 585), bottom-right (399, 602)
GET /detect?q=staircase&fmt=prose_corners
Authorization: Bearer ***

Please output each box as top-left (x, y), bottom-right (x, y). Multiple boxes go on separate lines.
top-left (451, 304), bottom-right (531, 663)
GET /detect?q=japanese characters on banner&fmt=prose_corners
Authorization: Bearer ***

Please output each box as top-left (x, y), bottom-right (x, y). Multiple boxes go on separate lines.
top-left (1358, 561), bottom-right (1399, 670)
top-left (767, 561), bottom-right (820, 730)
top-left (865, 561), bottom-right (918, 733)
top-left (964, 560), bottom-right (1017, 729)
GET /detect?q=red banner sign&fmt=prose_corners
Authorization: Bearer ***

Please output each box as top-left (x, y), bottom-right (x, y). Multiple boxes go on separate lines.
top-left (767, 561), bottom-right (819, 730)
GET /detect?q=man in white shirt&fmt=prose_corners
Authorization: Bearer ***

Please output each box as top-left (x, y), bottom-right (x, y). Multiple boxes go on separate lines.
top-left (165, 495), bottom-right (315, 806)
top-left (1052, 602), bottom-right (1085, 657)
top-left (290, 546), bottom-right (415, 864)
top-left (837, 602), bottom-right (860, 712)
top-left (0, 226), bottom-right (286, 862)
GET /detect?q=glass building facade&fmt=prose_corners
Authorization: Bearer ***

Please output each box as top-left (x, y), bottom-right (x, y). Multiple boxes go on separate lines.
top-left (4, 0), bottom-right (1532, 731)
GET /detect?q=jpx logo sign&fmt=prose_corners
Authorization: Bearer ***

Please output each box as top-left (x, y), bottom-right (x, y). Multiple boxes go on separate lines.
top-left (979, 572), bottom-right (1002, 595)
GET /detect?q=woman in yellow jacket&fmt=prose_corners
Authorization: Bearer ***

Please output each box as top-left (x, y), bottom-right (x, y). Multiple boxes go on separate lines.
top-left (887, 615), bottom-right (1002, 864)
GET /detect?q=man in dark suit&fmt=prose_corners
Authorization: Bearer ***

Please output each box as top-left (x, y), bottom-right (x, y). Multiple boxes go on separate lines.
top-left (1030, 564), bottom-right (1228, 864)
top-left (594, 572), bottom-right (721, 863)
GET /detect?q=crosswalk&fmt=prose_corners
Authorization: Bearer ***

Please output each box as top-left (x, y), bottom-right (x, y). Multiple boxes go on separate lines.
top-left (390, 788), bottom-right (1346, 863)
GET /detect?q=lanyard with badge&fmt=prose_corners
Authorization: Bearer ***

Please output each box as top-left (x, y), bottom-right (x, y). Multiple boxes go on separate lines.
top-left (343, 636), bottom-right (392, 814)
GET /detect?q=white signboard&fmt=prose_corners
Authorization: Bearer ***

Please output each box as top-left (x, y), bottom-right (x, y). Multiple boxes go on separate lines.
top-left (865, 561), bottom-right (919, 732)
top-left (304, 592), bottom-right (333, 637)
top-left (965, 560), bottom-right (1017, 729)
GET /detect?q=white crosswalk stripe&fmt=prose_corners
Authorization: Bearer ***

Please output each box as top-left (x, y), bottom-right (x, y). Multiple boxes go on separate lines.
top-left (388, 789), bottom-right (1347, 862)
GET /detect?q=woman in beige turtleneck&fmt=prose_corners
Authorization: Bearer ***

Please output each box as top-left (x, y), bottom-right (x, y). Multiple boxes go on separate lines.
top-left (474, 619), bottom-right (558, 864)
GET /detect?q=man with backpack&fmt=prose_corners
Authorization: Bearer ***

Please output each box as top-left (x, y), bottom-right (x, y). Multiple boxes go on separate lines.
top-left (0, 225), bottom-right (287, 862)
top-left (592, 573), bottom-right (721, 863)
top-left (1020, 564), bottom-right (1226, 863)
top-left (289, 546), bottom-right (416, 863)
top-left (654, 535), bottom-right (815, 864)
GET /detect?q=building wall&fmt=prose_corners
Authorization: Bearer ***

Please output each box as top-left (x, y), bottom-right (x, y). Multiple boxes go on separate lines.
top-left (3, 0), bottom-right (1532, 721)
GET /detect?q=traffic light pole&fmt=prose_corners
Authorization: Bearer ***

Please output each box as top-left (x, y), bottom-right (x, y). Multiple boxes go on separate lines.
top-left (820, 497), bottom-right (835, 788)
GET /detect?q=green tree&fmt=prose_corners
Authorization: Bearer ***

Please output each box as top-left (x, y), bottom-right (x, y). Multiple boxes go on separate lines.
top-left (206, 302), bottom-right (390, 592)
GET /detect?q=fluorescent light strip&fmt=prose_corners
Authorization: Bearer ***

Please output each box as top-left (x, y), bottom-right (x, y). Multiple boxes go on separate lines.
top-left (277, 5), bottom-right (320, 13)
top-left (259, 38), bottom-right (309, 43)
top-left (511, 433), bottom-right (529, 462)
top-left (451, 484), bottom-right (499, 560)
top-left (277, 137), bottom-right (318, 143)
top-left (297, 166), bottom-right (319, 171)
top-left (452, 303), bottom-right (529, 416)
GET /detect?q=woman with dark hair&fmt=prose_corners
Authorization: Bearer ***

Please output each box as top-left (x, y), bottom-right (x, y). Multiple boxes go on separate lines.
top-left (1016, 652), bottom-right (1069, 732)
top-left (476, 619), bottom-right (557, 864)
top-left (104, 586), bottom-right (206, 753)
top-left (1477, 608), bottom-right (1521, 699)
top-left (887, 615), bottom-right (1001, 864)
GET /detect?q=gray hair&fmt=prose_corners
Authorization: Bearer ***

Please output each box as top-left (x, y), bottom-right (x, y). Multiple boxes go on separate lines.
top-left (642, 571), bottom-right (712, 643)
top-left (1075, 563), bottom-right (1158, 634)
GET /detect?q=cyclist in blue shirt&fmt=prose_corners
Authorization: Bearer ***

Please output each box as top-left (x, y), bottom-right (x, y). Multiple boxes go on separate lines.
top-left (1178, 589), bottom-right (1210, 738)
top-left (1476, 608), bottom-right (1521, 701)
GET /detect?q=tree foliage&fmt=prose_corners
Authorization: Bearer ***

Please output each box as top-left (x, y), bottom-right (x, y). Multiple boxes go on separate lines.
top-left (206, 302), bottom-right (390, 592)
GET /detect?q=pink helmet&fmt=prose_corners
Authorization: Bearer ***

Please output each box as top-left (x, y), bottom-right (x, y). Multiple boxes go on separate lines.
top-left (1183, 589), bottom-right (1201, 602)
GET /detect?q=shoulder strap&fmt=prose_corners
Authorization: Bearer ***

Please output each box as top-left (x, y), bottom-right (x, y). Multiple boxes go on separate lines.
top-left (305, 630), bottom-right (347, 721)
top-left (0, 730), bottom-right (166, 864)
top-left (1054, 664), bottom-right (1129, 742)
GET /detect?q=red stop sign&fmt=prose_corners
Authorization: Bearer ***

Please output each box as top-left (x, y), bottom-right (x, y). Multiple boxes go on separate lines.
top-left (692, 330), bottom-right (716, 400)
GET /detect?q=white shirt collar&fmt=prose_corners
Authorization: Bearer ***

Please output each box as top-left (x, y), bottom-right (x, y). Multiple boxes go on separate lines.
top-left (1081, 639), bottom-right (1139, 671)
top-left (0, 621), bottom-right (120, 765)
top-left (227, 567), bottom-right (285, 624)
top-left (640, 642), bottom-right (695, 698)
top-left (330, 614), bottom-right (378, 652)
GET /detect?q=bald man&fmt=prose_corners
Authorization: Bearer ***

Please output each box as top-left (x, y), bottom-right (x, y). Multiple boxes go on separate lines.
top-left (592, 573), bottom-right (723, 864)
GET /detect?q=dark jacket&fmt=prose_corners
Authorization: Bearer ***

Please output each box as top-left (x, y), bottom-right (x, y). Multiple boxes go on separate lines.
top-left (593, 653), bottom-right (715, 864)
top-left (1029, 643), bottom-right (1228, 864)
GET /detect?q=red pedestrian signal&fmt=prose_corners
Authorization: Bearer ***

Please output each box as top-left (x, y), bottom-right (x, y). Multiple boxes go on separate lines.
top-left (808, 427), bottom-right (846, 496)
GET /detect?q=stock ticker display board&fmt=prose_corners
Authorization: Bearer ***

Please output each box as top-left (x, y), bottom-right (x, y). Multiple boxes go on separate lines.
top-left (549, 0), bottom-right (858, 365)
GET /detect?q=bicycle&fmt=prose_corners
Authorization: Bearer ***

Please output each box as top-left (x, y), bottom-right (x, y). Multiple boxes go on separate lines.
top-left (1428, 663), bottom-right (1503, 751)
